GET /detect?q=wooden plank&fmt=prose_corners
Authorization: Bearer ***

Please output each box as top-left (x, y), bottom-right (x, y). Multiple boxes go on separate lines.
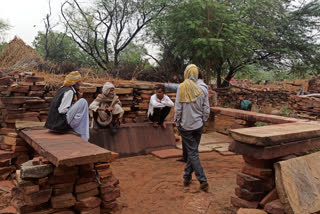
top-left (229, 122), bottom-right (320, 146)
top-left (211, 107), bottom-right (302, 124)
top-left (229, 137), bottom-right (320, 159)
top-left (19, 129), bottom-right (111, 167)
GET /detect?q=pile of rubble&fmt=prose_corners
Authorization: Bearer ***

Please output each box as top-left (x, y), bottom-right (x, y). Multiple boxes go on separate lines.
top-left (288, 95), bottom-right (320, 120)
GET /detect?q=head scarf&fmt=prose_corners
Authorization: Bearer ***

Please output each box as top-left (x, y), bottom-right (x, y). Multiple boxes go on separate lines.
top-left (179, 64), bottom-right (203, 103)
top-left (63, 71), bottom-right (81, 87)
top-left (102, 82), bottom-right (115, 97)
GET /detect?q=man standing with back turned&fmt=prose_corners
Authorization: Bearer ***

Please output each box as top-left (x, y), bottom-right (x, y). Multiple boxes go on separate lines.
top-left (174, 64), bottom-right (210, 192)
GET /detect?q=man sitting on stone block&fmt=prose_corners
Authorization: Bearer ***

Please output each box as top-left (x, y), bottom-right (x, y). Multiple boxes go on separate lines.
top-left (89, 82), bottom-right (124, 131)
top-left (148, 86), bottom-right (174, 128)
top-left (45, 71), bottom-right (90, 141)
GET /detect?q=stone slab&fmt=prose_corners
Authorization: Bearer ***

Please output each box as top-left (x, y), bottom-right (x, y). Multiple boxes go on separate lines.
top-left (229, 121), bottom-right (320, 146)
top-left (19, 129), bottom-right (111, 167)
top-left (15, 121), bottom-right (46, 130)
top-left (229, 138), bottom-right (320, 160)
top-left (211, 107), bottom-right (301, 124)
top-left (89, 122), bottom-right (176, 157)
top-left (275, 152), bottom-right (320, 214)
top-left (237, 208), bottom-right (267, 214)
top-left (150, 149), bottom-right (182, 159)
top-left (264, 199), bottom-right (284, 214)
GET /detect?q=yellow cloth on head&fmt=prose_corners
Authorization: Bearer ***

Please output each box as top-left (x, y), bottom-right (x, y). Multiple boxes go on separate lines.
top-left (63, 71), bottom-right (81, 102)
top-left (179, 64), bottom-right (203, 103)
top-left (63, 71), bottom-right (81, 87)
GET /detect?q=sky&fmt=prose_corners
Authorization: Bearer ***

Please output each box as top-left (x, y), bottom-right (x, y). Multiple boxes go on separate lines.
top-left (0, 0), bottom-right (65, 46)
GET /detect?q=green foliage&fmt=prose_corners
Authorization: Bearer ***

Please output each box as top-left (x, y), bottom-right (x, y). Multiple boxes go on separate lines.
top-left (279, 105), bottom-right (293, 117)
top-left (0, 42), bottom-right (8, 56)
top-left (119, 43), bottom-right (147, 66)
top-left (151, 0), bottom-right (320, 86)
top-left (0, 19), bottom-right (10, 42)
top-left (255, 122), bottom-right (271, 127)
top-left (32, 31), bottom-right (96, 67)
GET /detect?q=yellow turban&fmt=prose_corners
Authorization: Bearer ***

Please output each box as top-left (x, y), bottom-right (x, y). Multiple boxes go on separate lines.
top-left (63, 71), bottom-right (81, 87)
top-left (179, 64), bottom-right (203, 103)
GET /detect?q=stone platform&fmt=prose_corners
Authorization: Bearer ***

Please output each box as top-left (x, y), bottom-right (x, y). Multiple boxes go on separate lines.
top-left (19, 129), bottom-right (111, 166)
top-left (89, 122), bottom-right (176, 157)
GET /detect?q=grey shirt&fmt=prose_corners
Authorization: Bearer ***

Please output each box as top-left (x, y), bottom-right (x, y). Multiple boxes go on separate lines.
top-left (174, 80), bottom-right (210, 130)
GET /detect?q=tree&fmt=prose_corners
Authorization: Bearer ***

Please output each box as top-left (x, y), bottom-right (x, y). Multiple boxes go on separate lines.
top-left (33, 31), bottom-right (95, 67)
top-left (61, 0), bottom-right (167, 73)
top-left (0, 19), bottom-right (10, 42)
top-left (152, 0), bottom-right (320, 87)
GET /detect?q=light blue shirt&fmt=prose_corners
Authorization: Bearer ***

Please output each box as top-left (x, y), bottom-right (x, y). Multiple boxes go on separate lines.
top-left (174, 81), bottom-right (210, 130)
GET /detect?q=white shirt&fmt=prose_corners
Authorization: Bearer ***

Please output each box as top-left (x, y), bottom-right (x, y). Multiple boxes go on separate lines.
top-left (58, 87), bottom-right (76, 114)
top-left (147, 94), bottom-right (174, 116)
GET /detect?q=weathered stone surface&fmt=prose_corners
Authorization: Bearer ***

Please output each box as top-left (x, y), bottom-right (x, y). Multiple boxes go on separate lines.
top-left (22, 185), bottom-right (39, 195)
top-left (75, 182), bottom-right (99, 193)
top-left (94, 163), bottom-right (110, 170)
top-left (100, 187), bottom-right (120, 202)
top-left (0, 206), bottom-right (17, 214)
top-left (230, 121), bottom-right (320, 146)
top-left (237, 173), bottom-right (274, 193)
top-left (24, 76), bottom-right (44, 82)
top-left (242, 162), bottom-right (273, 179)
top-left (89, 123), bottom-right (176, 157)
top-left (0, 150), bottom-right (13, 160)
top-left (48, 175), bottom-right (77, 185)
top-left (75, 197), bottom-right (101, 211)
top-left (211, 107), bottom-right (300, 124)
top-left (150, 149), bottom-right (182, 159)
top-left (53, 182), bottom-right (74, 196)
top-left (19, 129), bottom-right (111, 166)
top-left (101, 200), bottom-right (117, 209)
top-left (0, 181), bottom-right (15, 192)
top-left (264, 199), bottom-right (284, 214)
top-left (275, 152), bottom-right (320, 214)
top-left (259, 189), bottom-right (278, 207)
top-left (76, 188), bottom-right (99, 201)
top-left (20, 160), bottom-right (53, 179)
top-left (80, 206), bottom-right (100, 214)
top-left (24, 189), bottom-right (52, 206)
top-left (237, 208), bottom-right (267, 214)
top-left (235, 187), bottom-right (265, 202)
top-left (51, 193), bottom-right (76, 208)
top-left (15, 170), bottom-right (35, 187)
top-left (115, 88), bottom-right (133, 95)
top-left (53, 166), bottom-right (78, 176)
top-left (231, 196), bottom-right (259, 208)
top-left (229, 138), bottom-right (320, 159)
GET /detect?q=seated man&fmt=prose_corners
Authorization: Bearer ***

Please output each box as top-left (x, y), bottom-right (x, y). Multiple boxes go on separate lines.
top-left (89, 82), bottom-right (124, 130)
top-left (148, 86), bottom-right (174, 128)
top-left (45, 71), bottom-right (89, 141)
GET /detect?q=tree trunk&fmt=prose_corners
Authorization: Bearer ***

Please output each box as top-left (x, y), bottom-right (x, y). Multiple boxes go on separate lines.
top-left (205, 60), bottom-right (211, 84)
top-left (221, 68), bottom-right (236, 87)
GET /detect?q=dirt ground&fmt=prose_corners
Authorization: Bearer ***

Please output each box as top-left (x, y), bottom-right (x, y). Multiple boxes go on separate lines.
top-left (111, 152), bottom-right (243, 214)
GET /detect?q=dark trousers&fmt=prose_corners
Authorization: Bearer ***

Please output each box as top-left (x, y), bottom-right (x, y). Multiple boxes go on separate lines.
top-left (178, 126), bottom-right (207, 183)
top-left (149, 106), bottom-right (171, 124)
